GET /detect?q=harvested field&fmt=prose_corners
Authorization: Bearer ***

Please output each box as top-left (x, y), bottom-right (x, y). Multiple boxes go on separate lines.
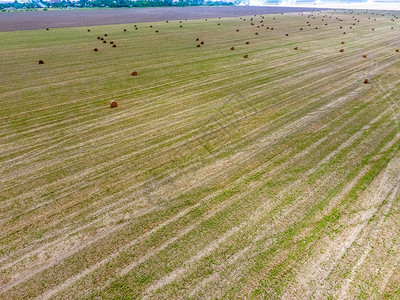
top-left (1, 8), bottom-right (400, 299)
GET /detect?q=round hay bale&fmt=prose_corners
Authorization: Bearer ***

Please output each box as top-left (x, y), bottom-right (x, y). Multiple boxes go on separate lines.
top-left (255, 32), bottom-right (258, 35)
top-left (97, 36), bottom-right (101, 40)
top-left (150, 25), bottom-right (153, 28)
top-left (362, 54), bottom-right (367, 58)
top-left (110, 41), bottom-right (114, 44)
top-left (134, 25), bottom-right (137, 27)
top-left (197, 44), bottom-right (201, 47)
top-left (180, 25), bottom-right (183, 28)
top-left (166, 21), bottom-right (169, 23)
top-left (196, 38), bottom-right (199, 41)
top-left (286, 33), bottom-right (289, 36)
top-left (236, 29), bottom-right (239, 32)
top-left (339, 49), bottom-right (344, 52)
top-left (87, 29), bottom-right (91, 32)
top-left (101, 37), bottom-right (104, 40)
top-left (104, 34), bottom-right (108, 36)
top-left (243, 54), bottom-right (248, 58)
top-left (112, 44), bottom-right (116, 48)
top-left (364, 79), bottom-right (370, 84)
top-left (135, 28), bottom-right (138, 30)
top-left (110, 101), bottom-right (118, 108)
top-left (218, 23), bottom-right (221, 25)
top-left (230, 47), bottom-right (235, 50)
top-left (343, 32), bottom-right (346, 34)
top-left (396, 49), bottom-right (399, 52)
top-left (179, 21), bottom-right (182, 23)
top-left (46, 28), bottom-right (49, 30)
top-left (300, 28), bottom-right (303, 30)
top-left (372, 28), bottom-right (375, 30)
top-left (156, 30), bottom-right (159, 33)
top-left (38, 60), bottom-right (44, 64)
top-left (341, 41), bottom-right (345, 44)
top-left (205, 19), bottom-right (208, 21)
top-left (294, 47), bottom-right (298, 50)
top-left (245, 41), bottom-right (250, 44)
top-left (103, 40), bottom-right (107, 43)
top-left (94, 48), bottom-right (98, 52)
top-left (200, 41), bottom-right (204, 45)
top-left (132, 71), bottom-right (138, 76)
top-left (315, 27), bottom-right (318, 29)
top-left (124, 29), bottom-right (127, 31)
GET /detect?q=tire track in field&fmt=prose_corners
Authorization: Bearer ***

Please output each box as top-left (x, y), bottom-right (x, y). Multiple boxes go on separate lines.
top-left (1, 70), bottom-right (379, 296)
top-left (189, 164), bottom-right (372, 300)
top-left (91, 91), bottom-right (391, 299)
top-left (139, 94), bottom-right (400, 298)
top-left (337, 164), bottom-right (400, 299)
top-left (282, 92), bottom-right (400, 300)
top-left (285, 74), bottom-right (400, 298)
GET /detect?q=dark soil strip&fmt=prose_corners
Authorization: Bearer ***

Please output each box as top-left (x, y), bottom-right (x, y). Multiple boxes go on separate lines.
top-left (0, 6), bottom-right (323, 32)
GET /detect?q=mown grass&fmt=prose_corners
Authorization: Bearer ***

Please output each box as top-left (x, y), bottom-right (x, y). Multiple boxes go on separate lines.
top-left (1, 9), bottom-right (400, 299)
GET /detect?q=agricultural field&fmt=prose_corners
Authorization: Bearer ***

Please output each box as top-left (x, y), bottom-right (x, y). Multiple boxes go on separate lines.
top-left (1, 8), bottom-right (400, 299)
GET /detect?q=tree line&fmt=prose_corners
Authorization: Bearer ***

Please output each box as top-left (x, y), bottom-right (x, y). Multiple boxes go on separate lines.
top-left (1, 0), bottom-right (235, 10)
